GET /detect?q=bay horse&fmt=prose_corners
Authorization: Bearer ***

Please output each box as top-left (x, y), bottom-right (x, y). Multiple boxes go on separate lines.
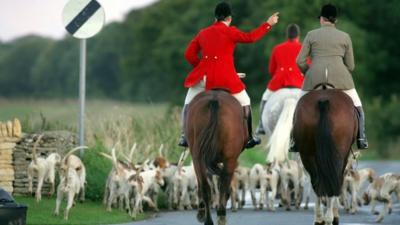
top-left (186, 90), bottom-right (248, 225)
top-left (292, 88), bottom-right (358, 225)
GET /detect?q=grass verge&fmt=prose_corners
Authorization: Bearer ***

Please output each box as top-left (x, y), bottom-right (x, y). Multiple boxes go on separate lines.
top-left (14, 196), bottom-right (145, 225)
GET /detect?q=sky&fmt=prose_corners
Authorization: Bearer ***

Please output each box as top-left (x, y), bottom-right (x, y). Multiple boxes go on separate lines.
top-left (0, 0), bottom-right (158, 42)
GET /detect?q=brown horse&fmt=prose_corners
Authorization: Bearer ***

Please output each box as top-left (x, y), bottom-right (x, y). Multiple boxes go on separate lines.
top-left (292, 88), bottom-right (358, 225)
top-left (186, 90), bottom-right (248, 225)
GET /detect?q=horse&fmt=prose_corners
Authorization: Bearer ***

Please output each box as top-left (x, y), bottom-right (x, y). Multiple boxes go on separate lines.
top-left (186, 90), bottom-right (248, 225)
top-left (261, 88), bottom-right (301, 163)
top-left (292, 88), bottom-right (357, 225)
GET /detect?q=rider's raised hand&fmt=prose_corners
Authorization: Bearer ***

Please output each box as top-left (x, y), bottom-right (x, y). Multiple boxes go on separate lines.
top-left (267, 12), bottom-right (279, 26)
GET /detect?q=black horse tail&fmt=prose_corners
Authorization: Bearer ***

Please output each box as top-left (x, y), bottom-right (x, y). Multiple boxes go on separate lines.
top-left (198, 96), bottom-right (221, 175)
top-left (315, 100), bottom-right (342, 197)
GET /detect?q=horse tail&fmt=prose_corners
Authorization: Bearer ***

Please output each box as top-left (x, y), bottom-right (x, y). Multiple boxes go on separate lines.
top-left (267, 98), bottom-right (297, 163)
top-left (198, 96), bottom-right (221, 175)
top-left (315, 100), bottom-right (342, 196)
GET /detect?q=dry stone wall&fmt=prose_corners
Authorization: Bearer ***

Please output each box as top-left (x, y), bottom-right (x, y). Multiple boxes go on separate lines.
top-left (0, 119), bottom-right (22, 193)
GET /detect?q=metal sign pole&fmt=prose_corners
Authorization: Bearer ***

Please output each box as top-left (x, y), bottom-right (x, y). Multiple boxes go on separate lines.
top-left (79, 39), bottom-right (86, 156)
top-left (62, 0), bottom-right (105, 156)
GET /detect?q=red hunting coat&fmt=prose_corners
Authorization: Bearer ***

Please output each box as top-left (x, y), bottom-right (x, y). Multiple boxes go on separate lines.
top-left (184, 21), bottom-right (272, 94)
top-left (267, 40), bottom-right (306, 91)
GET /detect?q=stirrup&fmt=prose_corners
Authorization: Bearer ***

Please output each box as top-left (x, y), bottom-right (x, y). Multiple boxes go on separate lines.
top-left (245, 137), bottom-right (261, 149)
top-left (178, 135), bottom-right (188, 147)
top-left (357, 138), bottom-right (368, 150)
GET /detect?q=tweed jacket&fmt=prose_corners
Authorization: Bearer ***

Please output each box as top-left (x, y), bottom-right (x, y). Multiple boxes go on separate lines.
top-left (296, 24), bottom-right (355, 90)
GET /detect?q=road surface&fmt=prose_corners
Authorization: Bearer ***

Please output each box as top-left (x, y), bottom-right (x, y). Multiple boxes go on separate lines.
top-left (121, 161), bottom-right (400, 225)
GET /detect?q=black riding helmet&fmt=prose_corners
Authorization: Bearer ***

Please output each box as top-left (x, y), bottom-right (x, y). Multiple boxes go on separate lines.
top-left (318, 3), bottom-right (337, 23)
top-left (215, 2), bottom-right (232, 21)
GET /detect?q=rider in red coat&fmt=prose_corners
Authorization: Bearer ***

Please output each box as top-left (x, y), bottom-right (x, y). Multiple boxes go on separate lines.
top-left (179, 2), bottom-right (279, 148)
top-left (256, 24), bottom-right (306, 134)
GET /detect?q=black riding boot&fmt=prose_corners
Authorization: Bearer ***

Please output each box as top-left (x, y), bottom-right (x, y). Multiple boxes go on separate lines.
top-left (178, 105), bottom-right (189, 147)
top-left (244, 106), bottom-right (261, 149)
top-left (355, 106), bottom-right (368, 149)
top-left (255, 100), bottom-right (267, 135)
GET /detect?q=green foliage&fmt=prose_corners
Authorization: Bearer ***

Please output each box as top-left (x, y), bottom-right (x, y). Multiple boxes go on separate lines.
top-left (14, 196), bottom-right (144, 225)
top-left (82, 140), bottom-right (112, 201)
top-left (364, 96), bottom-right (400, 158)
top-left (0, 0), bottom-right (398, 101)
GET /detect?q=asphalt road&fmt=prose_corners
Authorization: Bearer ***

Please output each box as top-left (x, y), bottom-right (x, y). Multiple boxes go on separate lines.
top-left (121, 161), bottom-right (400, 225)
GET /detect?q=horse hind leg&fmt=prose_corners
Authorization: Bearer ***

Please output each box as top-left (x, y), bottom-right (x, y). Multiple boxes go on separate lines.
top-left (314, 197), bottom-right (324, 225)
top-left (217, 169), bottom-right (234, 225)
top-left (324, 197), bottom-right (336, 225)
top-left (333, 197), bottom-right (340, 225)
top-left (201, 181), bottom-right (214, 225)
top-left (194, 162), bottom-right (214, 225)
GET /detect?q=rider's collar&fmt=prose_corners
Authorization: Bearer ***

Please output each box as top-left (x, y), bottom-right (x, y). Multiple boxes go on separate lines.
top-left (321, 23), bottom-right (335, 28)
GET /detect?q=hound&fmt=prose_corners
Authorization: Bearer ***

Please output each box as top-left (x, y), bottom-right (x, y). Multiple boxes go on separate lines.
top-left (264, 162), bottom-right (281, 211)
top-left (59, 146), bottom-right (88, 202)
top-left (230, 166), bottom-right (250, 211)
top-left (27, 135), bottom-right (61, 202)
top-left (342, 167), bottom-right (375, 214)
top-left (54, 167), bottom-right (81, 220)
top-left (163, 150), bottom-right (189, 210)
top-left (249, 164), bottom-right (268, 210)
top-left (100, 147), bottom-right (137, 214)
top-left (131, 168), bottom-right (165, 218)
top-left (363, 173), bottom-right (400, 223)
top-left (160, 163), bottom-right (178, 210)
top-left (171, 163), bottom-right (198, 210)
top-left (279, 160), bottom-right (304, 211)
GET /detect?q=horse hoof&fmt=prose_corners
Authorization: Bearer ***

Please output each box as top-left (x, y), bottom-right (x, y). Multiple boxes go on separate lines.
top-left (197, 209), bottom-right (206, 223)
top-left (314, 222), bottom-right (325, 225)
top-left (333, 217), bottom-right (339, 225)
top-left (205, 220), bottom-right (214, 225)
top-left (218, 216), bottom-right (226, 225)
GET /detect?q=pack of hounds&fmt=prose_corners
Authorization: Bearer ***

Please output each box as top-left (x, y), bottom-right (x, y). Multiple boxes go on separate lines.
top-left (27, 136), bottom-right (400, 223)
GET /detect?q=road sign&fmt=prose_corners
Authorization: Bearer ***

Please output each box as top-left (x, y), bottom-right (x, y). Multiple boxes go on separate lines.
top-left (62, 0), bottom-right (105, 39)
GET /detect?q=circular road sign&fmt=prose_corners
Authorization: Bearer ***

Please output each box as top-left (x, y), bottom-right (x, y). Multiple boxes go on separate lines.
top-left (62, 0), bottom-right (105, 39)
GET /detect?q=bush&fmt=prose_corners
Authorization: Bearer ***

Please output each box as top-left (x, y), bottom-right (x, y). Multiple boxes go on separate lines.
top-left (364, 95), bottom-right (400, 158)
top-left (82, 140), bottom-right (112, 201)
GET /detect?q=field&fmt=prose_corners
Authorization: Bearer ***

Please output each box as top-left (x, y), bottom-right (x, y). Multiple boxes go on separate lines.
top-left (0, 98), bottom-right (391, 161)
top-left (0, 98), bottom-right (270, 164)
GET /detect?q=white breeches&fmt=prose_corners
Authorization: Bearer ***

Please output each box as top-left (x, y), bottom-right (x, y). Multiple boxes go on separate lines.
top-left (184, 79), bottom-right (251, 106)
top-left (301, 88), bottom-right (362, 107)
top-left (261, 89), bottom-right (274, 102)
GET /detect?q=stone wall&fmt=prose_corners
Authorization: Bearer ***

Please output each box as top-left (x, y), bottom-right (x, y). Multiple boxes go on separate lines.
top-left (13, 131), bottom-right (78, 195)
top-left (0, 119), bottom-right (22, 193)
